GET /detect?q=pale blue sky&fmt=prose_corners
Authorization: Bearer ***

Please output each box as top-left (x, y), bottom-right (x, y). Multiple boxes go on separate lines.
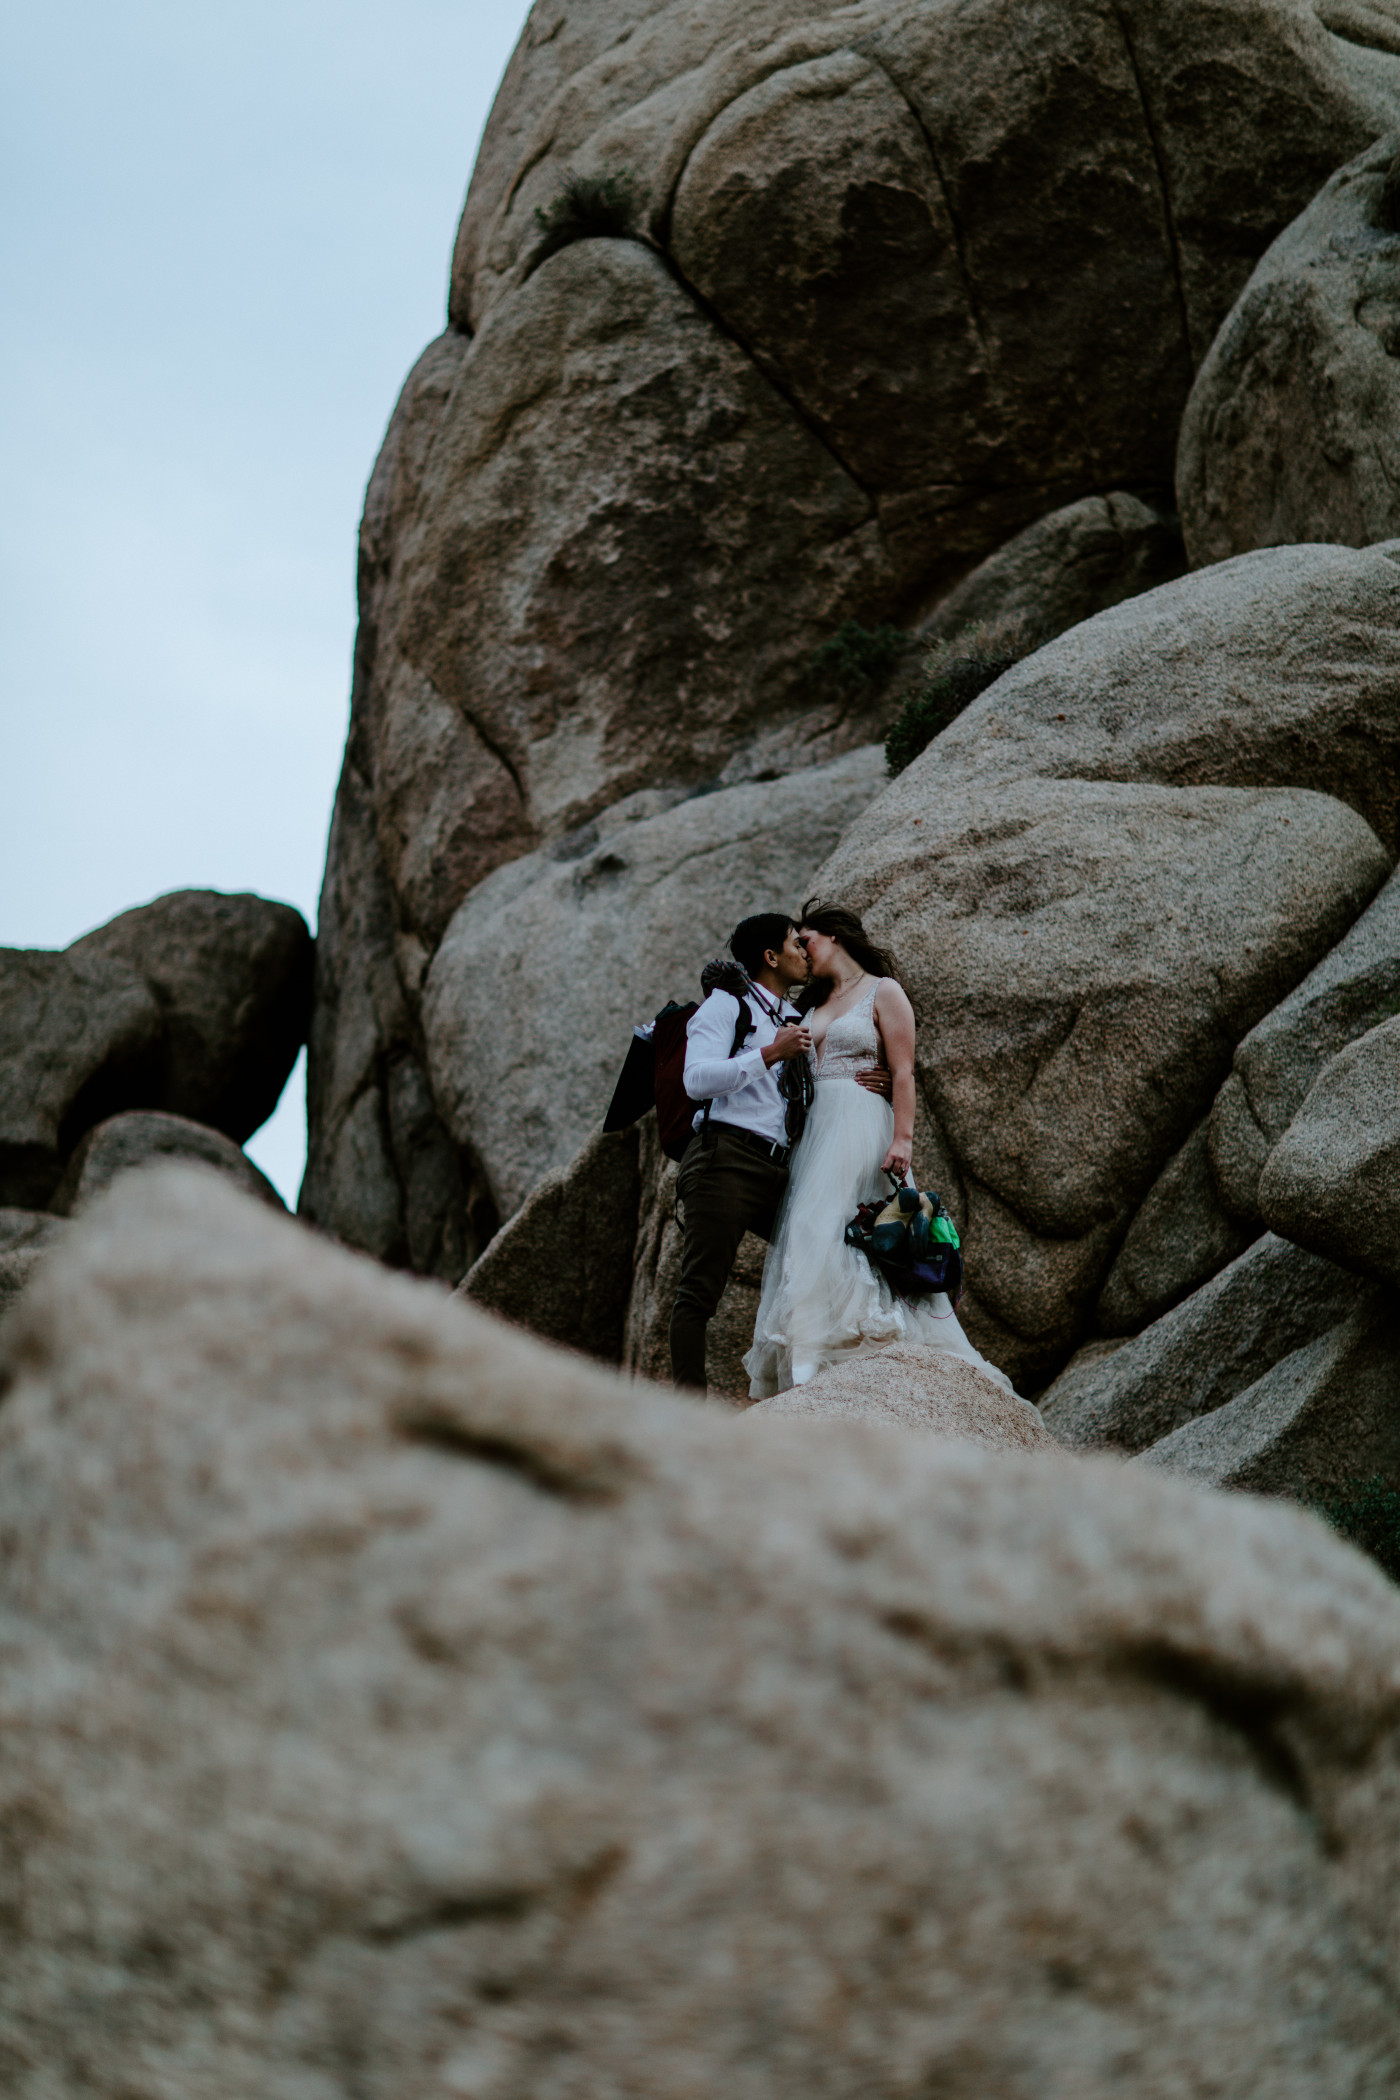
top-left (2, 0), bottom-right (531, 1201)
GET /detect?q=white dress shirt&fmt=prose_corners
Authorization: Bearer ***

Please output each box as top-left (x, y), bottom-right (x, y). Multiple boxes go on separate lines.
top-left (683, 986), bottom-right (799, 1147)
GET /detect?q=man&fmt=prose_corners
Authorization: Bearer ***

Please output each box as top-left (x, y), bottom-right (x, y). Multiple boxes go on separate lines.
top-left (669, 913), bottom-right (812, 1392)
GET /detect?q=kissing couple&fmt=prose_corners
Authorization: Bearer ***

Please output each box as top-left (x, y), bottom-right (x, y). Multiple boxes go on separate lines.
top-left (670, 902), bottom-right (1015, 1402)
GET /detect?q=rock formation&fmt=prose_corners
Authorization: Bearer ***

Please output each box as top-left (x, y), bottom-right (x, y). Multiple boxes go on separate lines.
top-left (1094, 1120), bottom-right (1256, 1336)
top-left (1140, 1288), bottom-right (1400, 1501)
top-left (306, 0), bottom-right (1400, 1275)
top-left (6, 1166), bottom-right (1400, 2095)
top-left (813, 542), bottom-right (1400, 1382)
top-left (0, 890), bottom-right (308, 1312)
top-left (1260, 1013), bottom-right (1400, 1283)
top-left (0, 947), bottom-right (162, 1209)
top-left (921, 490), bottom-right (1185, 649)
top-left (1208, 860), bottom-right (1400, 1222)
top-left (1041, 1234), bottom-right (1370, 1456)
top-left (1180, 136), bottom-right (1400, 564)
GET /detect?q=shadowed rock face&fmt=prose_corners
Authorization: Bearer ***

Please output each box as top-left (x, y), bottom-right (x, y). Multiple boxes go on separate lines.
top-left (5, 1165), bottom-right (1400, 2095)
top-left (307, 0), bottom-right (1400, 1268)
top-left (1261, 1013), bottom-right (1400, 1284)
top-left (1180, 135), bottom-right (1400, 565)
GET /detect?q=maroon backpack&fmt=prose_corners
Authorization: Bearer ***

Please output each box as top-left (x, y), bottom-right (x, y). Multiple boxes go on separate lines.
top-left (603, 964), bottom-right (756, 1162)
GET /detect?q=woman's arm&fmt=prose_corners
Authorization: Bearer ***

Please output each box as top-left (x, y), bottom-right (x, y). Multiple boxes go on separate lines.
top-left (874, 978), bottom-right (916, 1177)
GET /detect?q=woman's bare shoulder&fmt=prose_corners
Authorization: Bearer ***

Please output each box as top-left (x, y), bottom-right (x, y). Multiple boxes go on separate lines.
top-left (873, 975), bottom-right (913, 1013)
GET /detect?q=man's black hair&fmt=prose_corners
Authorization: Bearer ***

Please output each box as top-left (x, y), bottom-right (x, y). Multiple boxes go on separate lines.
top-left (729, 912), bottom-right (796, 980)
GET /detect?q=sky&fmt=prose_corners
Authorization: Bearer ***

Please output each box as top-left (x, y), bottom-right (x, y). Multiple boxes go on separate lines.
top-left (1, 0), bottom-right (532, 1203)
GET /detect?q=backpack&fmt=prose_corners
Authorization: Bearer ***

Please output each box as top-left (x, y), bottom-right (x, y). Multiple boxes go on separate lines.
top-left (603, 962), bottom-right (756, 1163)
top-left (844, 1174), bottom-right (964, 1303)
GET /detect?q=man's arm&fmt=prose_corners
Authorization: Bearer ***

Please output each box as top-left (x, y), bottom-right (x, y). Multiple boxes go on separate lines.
top-left (683, 993), bottom-right (767, 1103)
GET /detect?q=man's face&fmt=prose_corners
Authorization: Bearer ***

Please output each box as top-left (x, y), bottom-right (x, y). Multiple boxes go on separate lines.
top-left (767, 926), bottom-right (810, 990)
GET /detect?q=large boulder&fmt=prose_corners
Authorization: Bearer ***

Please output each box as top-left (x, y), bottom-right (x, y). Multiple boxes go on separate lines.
top-left (6, 1167), bottom-right (1400, 2093)
top-left (424, 745), bottom-right (884, 1218)
top-left (309, 0), bottom-right (1400, 1272)
top-left (1041, 1234), bottom-right (1368, 1456)
top-left (1140, 1288), bottom-right (1400, 1503)
top-left (814, 544), bottom-right (1400, 1378)
top-left (1210, 862), bottom-right (1400, 1221)
top-left (72, 888), bottom-right (313, 1145)
top-left (48, 1111), bottom-right (284, 1218)
top-left (0, 948), bottom-right (161, 1208)
top-left (0, 891), bottom-right (311, 1215)
top-left (749, 1342), bottom-right (1055, 1449)
top-left (1180, 137), bottom-right (1400, 565)
top-left (922, 491), bottom-right (1185, 649)
top-left (1260, 1014), bottom-right (1400, 1284)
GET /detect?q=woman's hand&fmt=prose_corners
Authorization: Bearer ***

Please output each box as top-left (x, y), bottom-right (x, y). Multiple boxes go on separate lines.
top-left (882, 1135), bottom-right (913, 1178)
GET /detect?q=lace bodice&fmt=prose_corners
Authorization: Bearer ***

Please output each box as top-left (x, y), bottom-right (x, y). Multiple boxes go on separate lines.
top-left (813, 982), bottom-right (880, 1081)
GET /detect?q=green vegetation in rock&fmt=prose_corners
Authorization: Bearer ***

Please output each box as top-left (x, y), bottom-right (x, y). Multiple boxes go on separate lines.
top-left (885, 621), bottom-right (1038, 777)
top-left (534, 171), bottom-right (639, 262)
top-left (810, 620), bottom-right (913, 703)
top-left (1320, 1474), bottom-right (1400, 1585)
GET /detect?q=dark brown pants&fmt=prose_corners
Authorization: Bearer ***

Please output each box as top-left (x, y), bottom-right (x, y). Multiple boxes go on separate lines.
top-left (669, 1126), bottom-right (789, 1391)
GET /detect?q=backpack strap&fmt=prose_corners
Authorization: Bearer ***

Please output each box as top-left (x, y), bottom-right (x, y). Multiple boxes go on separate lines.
top-left (697, 959), bottom-right (760, 1147)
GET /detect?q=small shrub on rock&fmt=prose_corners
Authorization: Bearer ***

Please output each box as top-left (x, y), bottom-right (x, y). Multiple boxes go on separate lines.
top-left (1320, 1474), bottom-right (1400, 1585)
top-left (534, 170), bottom-right (639, 262)
top-left (885, 620), bottom-right (1038, 777)
top-left (809, 620), bottom-right (913, 702)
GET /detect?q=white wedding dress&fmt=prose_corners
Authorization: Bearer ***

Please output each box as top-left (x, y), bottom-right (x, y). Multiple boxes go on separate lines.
top-left (744, 983), bottom-right (1016, 1400)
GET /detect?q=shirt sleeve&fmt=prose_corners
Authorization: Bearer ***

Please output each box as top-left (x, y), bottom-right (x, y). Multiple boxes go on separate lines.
top-left (683, 992), bottom-right (769, 1102)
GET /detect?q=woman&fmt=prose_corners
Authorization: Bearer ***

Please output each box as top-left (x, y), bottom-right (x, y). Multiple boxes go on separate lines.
top-left (744, 901), bottom-right (1015, 1400)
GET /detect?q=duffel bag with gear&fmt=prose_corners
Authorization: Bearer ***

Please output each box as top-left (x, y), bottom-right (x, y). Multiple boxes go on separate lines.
top-left (844, 1171), bottom-right (963, 1303)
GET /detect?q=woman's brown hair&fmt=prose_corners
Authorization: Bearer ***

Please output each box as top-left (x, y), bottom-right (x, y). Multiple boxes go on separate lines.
top-left (797, 900), bottom-right (899, 1007)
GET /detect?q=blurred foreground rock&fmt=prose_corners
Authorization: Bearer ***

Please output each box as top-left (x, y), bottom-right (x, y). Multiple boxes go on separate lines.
top-left (4, 1167), bottom-right (1400, 2095)
top-left (0, 1211), bottom-right (69, 1324)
